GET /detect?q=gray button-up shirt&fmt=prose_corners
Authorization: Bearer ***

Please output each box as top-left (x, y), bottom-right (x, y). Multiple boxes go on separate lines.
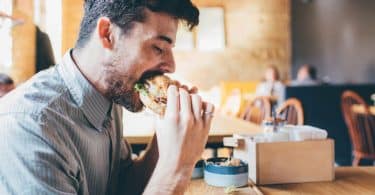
top-left (0, 50), bottom-right (133, 195)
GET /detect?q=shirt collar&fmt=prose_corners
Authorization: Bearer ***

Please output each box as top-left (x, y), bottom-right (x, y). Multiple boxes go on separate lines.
top-left (58, 49), bottom-right (112, 132)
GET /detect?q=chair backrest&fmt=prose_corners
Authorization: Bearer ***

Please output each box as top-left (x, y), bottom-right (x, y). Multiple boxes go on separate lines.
top-left (220, 88), bottom-right (243, 117)
top-left (276, 98), bottom-right (304, 125)
top-left (341, 90), bottom-right (375, 155)
top-left (240, 96), bottom-right (271, 125)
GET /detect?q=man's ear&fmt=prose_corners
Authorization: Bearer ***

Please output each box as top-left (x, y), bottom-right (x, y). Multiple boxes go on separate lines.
top-left (97, 17), bottom-right (114, 50)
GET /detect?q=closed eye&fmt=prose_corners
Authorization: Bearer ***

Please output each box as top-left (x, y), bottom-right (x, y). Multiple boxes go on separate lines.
top-left (152, 45), bottom-right (163, 55)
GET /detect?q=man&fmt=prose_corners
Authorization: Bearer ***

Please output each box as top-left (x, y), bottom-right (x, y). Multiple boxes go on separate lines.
top-left (0, 73), bottom-right (15, 97)
top-left (290, 64), bottom-right (320, 86)
top-left (255, 65), bottom-right (285, 107)
top-left (0, 0), bottom-right (214, 194)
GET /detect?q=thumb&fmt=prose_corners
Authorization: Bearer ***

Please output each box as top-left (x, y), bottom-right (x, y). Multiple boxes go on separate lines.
top-left (154, 116), bottom-right (163, 134)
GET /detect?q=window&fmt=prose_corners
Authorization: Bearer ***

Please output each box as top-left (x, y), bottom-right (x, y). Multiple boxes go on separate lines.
top-left (174, 6), bottom-right (226, 51)
top-left (197, 7), bottom-right (225, 51)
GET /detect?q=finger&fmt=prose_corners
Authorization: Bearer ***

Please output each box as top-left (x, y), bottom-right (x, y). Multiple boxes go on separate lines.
top-left (189, 86), bottom-right (198, 94)
top-left (165, 85), bottom-right (179, 117)
top-left (181, 85), bottom-right (189, 92)
top-left (202, 102), bottom-right (215, 128)
top-left (191, 94), bottom-right (202, 121)
top-left (179, 88), bottom-right (193, 117)
top-left (173, 80), bottom-right (181, 88)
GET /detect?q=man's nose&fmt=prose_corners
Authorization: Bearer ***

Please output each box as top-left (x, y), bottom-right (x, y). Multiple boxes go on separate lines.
top-left (160, 51), bottom-right (175, 73)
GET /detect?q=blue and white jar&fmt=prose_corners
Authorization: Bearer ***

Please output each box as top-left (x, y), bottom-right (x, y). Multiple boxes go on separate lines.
top-left (204, 157), bottom-right (248, 187)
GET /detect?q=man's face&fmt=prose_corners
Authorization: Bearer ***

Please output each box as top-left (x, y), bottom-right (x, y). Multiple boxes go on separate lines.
top-left (102, 9), bottom-right (178, 112)
top-left (265, 68), bottom-right (277, 82)
top-left (297, 67), bottom-right (309, 81)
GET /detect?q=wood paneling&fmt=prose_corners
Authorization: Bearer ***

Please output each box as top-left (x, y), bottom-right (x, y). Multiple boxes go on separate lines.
top-left (61, 0), bottom-right (83, 54)
top-left (11, 0), bottom-right (35, 83)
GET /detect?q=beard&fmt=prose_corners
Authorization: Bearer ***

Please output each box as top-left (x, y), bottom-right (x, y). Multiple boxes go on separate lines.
top-left (104, 74), bottom-right (144, 113)
top-left (102, 54), bottom-right (144, 112)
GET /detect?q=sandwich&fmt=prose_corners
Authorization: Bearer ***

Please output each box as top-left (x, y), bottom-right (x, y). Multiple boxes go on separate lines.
top-left (134, 75), bottom-right (179, 116)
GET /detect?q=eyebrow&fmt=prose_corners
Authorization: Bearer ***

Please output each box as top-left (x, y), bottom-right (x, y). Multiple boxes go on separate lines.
top-left (157, 35), bottom-right (173, 44)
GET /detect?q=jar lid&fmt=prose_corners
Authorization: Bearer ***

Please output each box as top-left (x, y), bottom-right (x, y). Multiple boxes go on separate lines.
top-left (262, 117), bottom-right (286, 126)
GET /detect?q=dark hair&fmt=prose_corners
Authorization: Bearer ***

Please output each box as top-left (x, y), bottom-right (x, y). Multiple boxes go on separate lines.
top-left (308, 66), bottom-right (317, 79)
top-left (301, 64), bottom-right (317, 79)
top-left (0, 73), bottom-right (14, 85)
top-left (76, 0), bottom-right (199, 48)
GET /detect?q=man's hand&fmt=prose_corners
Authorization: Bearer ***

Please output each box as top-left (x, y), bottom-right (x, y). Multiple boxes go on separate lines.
top-left (155, 85), bottom-right (214, 169)
top-left (144, 85), bottom-right (214, 194)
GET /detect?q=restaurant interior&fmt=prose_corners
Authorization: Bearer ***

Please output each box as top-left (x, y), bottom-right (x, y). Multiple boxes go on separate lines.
top-left (0, 0), bottom-right (374, 194)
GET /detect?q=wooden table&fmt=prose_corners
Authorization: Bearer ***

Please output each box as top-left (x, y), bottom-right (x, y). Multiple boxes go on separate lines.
top-left (351, 104), bottom-right (375, 115)
top-left (123, 110), bottom-right (262, 144)
top-left (186, 167), bottom-right (375, 195)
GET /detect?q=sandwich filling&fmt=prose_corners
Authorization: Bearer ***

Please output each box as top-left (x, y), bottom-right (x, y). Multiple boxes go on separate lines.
top-left (134, 75), bottom-right (176, 116)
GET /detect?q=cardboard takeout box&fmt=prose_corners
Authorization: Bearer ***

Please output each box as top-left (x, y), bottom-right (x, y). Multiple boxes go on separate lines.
top-left (224, 136), bottom-right (335, 185)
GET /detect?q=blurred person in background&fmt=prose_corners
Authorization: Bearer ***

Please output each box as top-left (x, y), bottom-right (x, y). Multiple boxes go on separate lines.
top-left (290, 64), bottom-right (320, 86)
top-left (255, 65), bottom-right (285, 106)
top-left (0, 73), bottom-right (15, 98)
top-left (35, 26), bottom-right (55, 73)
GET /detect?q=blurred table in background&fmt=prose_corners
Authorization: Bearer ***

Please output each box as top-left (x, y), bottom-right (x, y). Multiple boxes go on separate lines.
top-left (123, 111), bottom-right (262, 145)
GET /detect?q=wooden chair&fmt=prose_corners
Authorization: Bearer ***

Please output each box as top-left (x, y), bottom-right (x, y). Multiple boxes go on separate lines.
top-left (276, 98), bottom-right (304, 125)
top-left (240, 96), bottom-right (272, 125)
top-left (341, 90), bottom-right (375, 166)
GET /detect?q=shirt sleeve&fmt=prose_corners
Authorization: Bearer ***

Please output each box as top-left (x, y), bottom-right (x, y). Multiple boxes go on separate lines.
top-left (0, 113), bottom-right (79, 195)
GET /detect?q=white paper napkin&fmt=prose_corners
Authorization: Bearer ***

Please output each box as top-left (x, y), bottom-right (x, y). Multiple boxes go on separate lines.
top-left (280, 125), bottom-right (328, 141)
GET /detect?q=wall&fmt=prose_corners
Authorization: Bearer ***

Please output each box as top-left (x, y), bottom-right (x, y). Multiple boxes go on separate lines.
top-left (178, 0), bottom-right (291, 89)
top-left (61, 0), bottom-right (291, 90)
top-left (292, 0), bottom-right (375, 84)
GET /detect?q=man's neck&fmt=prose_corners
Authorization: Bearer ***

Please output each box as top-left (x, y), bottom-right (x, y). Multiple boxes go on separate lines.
top-left (71, 48), bottom-right (108, 98)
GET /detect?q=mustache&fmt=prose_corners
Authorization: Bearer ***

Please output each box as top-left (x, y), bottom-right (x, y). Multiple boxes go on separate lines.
top-left (138, 70), bottom-right (164, 83)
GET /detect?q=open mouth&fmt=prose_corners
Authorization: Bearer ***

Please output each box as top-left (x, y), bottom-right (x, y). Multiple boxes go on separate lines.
top-left (134, 71), bottom-right (164, 99)
top-left (137, 71), bottom-right (164, 84)
top-left (133, 73), bottom-right (172, 116)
